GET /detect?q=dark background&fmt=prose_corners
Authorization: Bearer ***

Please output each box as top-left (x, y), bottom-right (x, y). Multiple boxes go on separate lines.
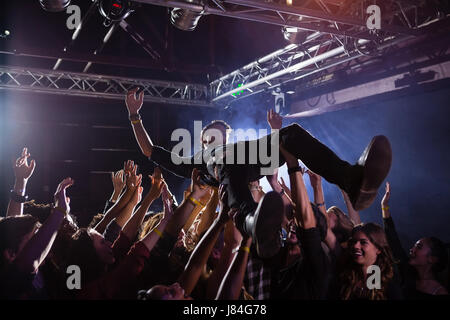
top-left (0, 1), bottom-right (449, 251)
top-left (1, 85), bottom-right (449, 249)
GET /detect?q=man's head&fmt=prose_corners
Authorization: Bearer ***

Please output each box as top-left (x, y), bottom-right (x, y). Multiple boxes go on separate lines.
top-left (200, 120), bottom-right (231, 149)
top-left (0, 215), bottom-right (40, 268)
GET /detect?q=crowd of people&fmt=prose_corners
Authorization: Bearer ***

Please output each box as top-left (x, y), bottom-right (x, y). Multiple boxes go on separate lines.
top-left (1, 88), bottom-right (448, 300)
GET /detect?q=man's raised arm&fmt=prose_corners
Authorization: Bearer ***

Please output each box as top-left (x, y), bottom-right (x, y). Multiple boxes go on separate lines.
top-left (126, 88), bottom-right (154, 158)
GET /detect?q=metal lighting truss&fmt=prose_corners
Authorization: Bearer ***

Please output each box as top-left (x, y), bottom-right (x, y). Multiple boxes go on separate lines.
top-left (0, 66), bottom-right (210, 107)
top-left (209, 32), bottom-right (411, 105)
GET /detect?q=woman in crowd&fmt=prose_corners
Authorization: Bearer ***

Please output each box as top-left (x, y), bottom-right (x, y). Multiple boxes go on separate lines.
top-left (381, 182), bottom-right (448, 297)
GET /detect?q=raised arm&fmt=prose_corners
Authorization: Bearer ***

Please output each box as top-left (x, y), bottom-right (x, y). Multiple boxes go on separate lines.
top-left (94, 161), bottom-right (141, 234)
top-left (103, 169), bottom-right (126, 212)
top-left (216, 231), bottom-right (252, 300)
top-left (140, 183), bottom-right (174, 253)
top-left (178, 186), bottom-right (230, 296)
top-left (380, 182), bottom-right (408, 263)
top-left (14, 178), bottom-right (73, 273)
top-left (7, 148), bottom-right (36, 217)
top-left (122, 168), bottom-right (165, 240)
top-left (306, 170), bottom-right (326, 215)
top-left (280, 145), bottom-right (316, 229)
top-left (126, 88), bottom-right (154, 158)
top-left (164, 169), bottom-right (211, 238)
top-left (306, 170), bottom-right (341, 256)
top-left (340, 188), bottom-right (361, 225)
top-left (207, 217), bottom-right (242, 299)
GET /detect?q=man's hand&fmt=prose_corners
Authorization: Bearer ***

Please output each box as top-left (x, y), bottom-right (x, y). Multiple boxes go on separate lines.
top-left (125, 88), bottom-right (144, 116)
top-left (13, 147), bottom-right (36, 181)
top-left (267, 109), bottom-right (283, 130)
top-left (54, 177), bottom-right (74, 214)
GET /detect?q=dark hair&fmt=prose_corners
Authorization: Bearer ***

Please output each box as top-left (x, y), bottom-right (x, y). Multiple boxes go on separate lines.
top-left (340, 223), bottom-right (395, 300)
top-left (23, 200), bottom-right (52, 223)
top-left (202, 120), bottom-right (231, 133)
top-left (0, 215), bottom-right (39, 268)
top-left (63, 228), bottom-right (105, 285)
top-left (327, 206), bottom-right (354, 243)
top-left (427, 237), bottom-right (448, 276)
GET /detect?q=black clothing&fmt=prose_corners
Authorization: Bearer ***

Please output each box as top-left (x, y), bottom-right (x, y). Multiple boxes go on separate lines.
top-left (271, 227), bottom-right (329, 299)
top-left (151, 124), bottom-right (359, 219)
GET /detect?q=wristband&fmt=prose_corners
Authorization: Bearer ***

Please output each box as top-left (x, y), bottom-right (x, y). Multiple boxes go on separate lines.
top-left (52, 206), bottom-right (68, 216)
top-left (129, 113), bottom-right (141, 121)
top-left (153, 228), bottom-right (164, 238)
top-left (233, 245), bottom-right (250, 254)
top-left (315, 202), bottom-right (325, 207)
top-left (382, 206), bottom-right (389, 211)
top-left (9, 190), bottom-right (28, 203)
top-left (131, 119), bottom-right (141, 125)
top-left (188, 196), bottom-right (204, 207)
top-left (287, 166), bottom-right (303, 175)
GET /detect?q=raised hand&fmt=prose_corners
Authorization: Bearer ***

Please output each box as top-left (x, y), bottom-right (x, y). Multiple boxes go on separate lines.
top-left (267, 108), bottom-right (283, 130)
top-left (54, 177), bottom-right (74, 214)
top-left (306, 169), bottom-right (322, 189)
top-left (125, 162), bottom-right (142, 189)
top-left (111, 169), bottom-right (125, 200)
top-left (124, 160), bottom-right (135, 177)
top-left (13, 147), bottom-right (36, 181)
top-left (125, 87), bottom-right (144, 116)
top-left (190, 168), bottom-right (211, 198)
top-left (148, 167), bottom-right (165, 200)
top-left (130, 182), bottom-right (143, 207)
top-left (381, 182), bottom-right (390, 208)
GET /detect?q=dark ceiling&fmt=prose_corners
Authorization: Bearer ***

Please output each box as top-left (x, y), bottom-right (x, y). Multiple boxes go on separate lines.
top-left (1, 0), bottom-right (290, 84)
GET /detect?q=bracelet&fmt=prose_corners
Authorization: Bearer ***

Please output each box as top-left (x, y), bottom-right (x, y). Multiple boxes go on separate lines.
top-left (279, 188), bottom-right (285, 196)
top-left (382, 206), bottom-right (389, 211)
top-left (232, 245), bottom-right (250, 254)
top-left (188, 196), bottom-right (204, 207)
top-left (315, 202), bottom-right (325, 207)
top-left (52, 206), bottom-right (68, 216)
top-left (153, 228), bottom-right (164, 238)
top-left (239, 246), bottom-right (250, 253)
top-left (129, 113), bottom-right (141, 121)
top-left (9, 190), bottom-right (28, 203)
top-left (131, 119), bottom-right (141, 125)
top-left (287, 166), bottom-right (303, 175)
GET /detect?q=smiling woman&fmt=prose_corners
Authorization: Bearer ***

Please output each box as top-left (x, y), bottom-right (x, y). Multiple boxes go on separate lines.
top-left (337, 223), bottom-right (401, 300)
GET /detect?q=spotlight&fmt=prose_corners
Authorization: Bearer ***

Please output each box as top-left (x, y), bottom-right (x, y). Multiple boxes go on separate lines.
top-left (170, 0), bottom-right (204, 31)
top-left (282, 26), bottom-right (308, 44)
top-left (39, 0), bottom-right (71, 12)
top-left (99, 0), bottom-right (134, 25)
top-left (0, 30), bottom-right (10, 38)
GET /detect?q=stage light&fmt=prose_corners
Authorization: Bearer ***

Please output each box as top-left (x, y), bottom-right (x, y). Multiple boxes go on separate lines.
top-left (0, 30), bottom-right (10, 38)
top-left (39, 0), bottom-right (71, 12)
top-left (282, 26), bottom-right (308, 44)
top-left (99, 0), bottom-right (134, 25)
top-left (170, 0), bottom-right (204, 31)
